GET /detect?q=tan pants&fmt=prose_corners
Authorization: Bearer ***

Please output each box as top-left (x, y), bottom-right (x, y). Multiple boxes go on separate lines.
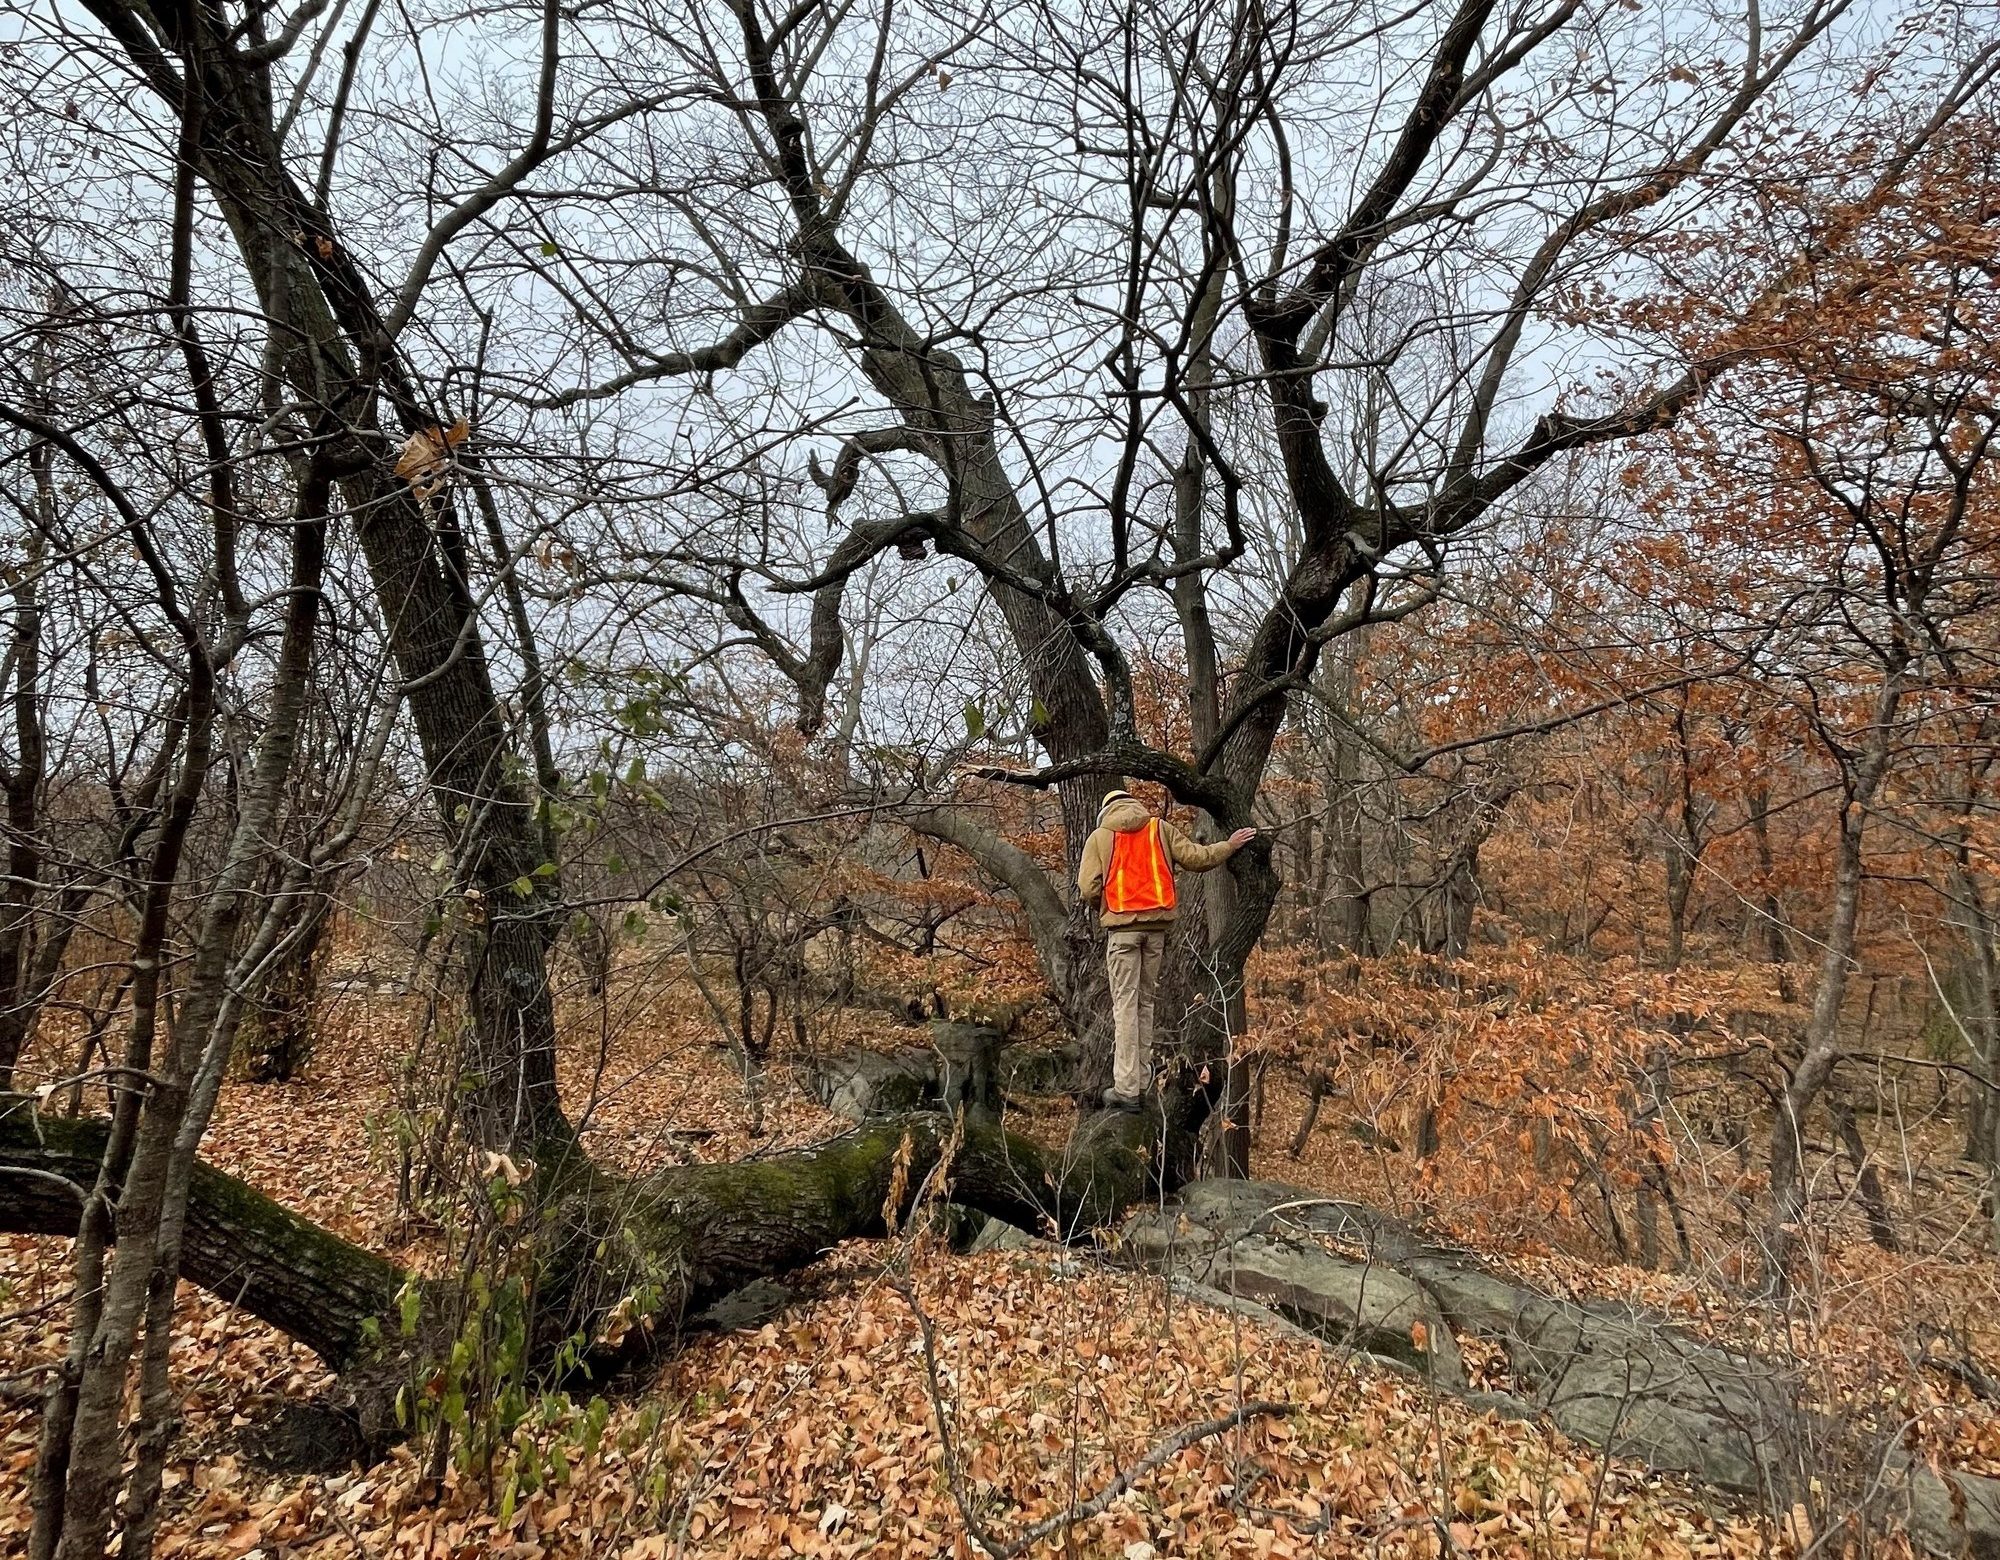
top-left (1106, 929), bottom-right (1165, 1099)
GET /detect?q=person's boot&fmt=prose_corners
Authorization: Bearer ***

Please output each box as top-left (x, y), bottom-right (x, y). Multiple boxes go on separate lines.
top-left (1101, 1087), bottom-right (1143, 1113)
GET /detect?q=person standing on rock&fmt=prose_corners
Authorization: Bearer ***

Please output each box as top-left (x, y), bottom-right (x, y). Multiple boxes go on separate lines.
top-left (1076, 789), bottom-right (1256, 1111)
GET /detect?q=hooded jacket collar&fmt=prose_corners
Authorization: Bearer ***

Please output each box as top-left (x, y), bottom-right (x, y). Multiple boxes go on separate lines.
top-left (1099, 796), bottom-right (1153, 834)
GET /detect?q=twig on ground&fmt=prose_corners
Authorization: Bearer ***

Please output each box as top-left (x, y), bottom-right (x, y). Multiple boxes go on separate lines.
top-left (894, 1274), bottom-right (1009, 1557)
top-left (326, 1502), bottom-right (381, 1560)
top-left (992, 1397), bottom-right (1296, 1557)
top-left (894, 1272), bottom-right (1294, 1558)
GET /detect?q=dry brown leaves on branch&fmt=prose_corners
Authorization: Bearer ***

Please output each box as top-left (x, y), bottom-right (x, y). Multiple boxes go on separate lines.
top-left (394, 418), bottom-right (471, 500)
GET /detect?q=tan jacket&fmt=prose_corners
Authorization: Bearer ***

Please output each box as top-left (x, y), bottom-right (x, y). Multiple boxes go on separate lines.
top-left (1077, 797), bottom-right (1236, 929)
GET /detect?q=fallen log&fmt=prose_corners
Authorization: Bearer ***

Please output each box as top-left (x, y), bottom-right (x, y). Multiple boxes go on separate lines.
top-left (11, 1094), bottom-right (1992, 1555)
top-left (0, 1090), bottom-right (1183, 1383)
top-left (0, 1100), bottom-right (402, 1372)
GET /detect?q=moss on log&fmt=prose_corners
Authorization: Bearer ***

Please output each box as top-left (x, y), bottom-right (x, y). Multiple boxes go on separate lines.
top-left (0, 1095), bottom-right (403, 1371)
top-left (0, 1092), bottom-right (1182, 1380)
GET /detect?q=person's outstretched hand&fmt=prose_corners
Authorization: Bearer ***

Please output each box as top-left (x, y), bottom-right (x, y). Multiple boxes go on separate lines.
top-left (1228, 827), bottom-right (1256, 850)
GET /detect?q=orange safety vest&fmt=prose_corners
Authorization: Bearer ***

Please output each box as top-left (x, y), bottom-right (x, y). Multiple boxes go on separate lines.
top-left (1104, 819), bottom-right (1177, 914)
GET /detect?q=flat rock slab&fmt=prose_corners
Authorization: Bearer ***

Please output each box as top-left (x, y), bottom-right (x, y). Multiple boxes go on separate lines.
top-left (803, 1024), bottom-right (1009, 1122)
top-left (693, 1276), bottom-right (796, 1332)
top-left (804, 1048), bottom-right (937, 1121)
top-left (1120, 1178), bottom-right (2000, 1559)
top-left (1404, 1254), bottom-right (1797, 1496)
top-left (1122, 1179), bottom-right (1464, 1386)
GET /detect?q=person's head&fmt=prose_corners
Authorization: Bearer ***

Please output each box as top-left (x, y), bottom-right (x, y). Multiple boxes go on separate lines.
top-left (1099, 788), bottom-right (1144, 823)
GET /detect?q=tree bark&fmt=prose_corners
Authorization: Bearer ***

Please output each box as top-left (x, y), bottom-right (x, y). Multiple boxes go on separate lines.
top-left (80, 0), bottom-right (573, 1157)
top-left (0, 1098), bottom-right (402, 1372)
top-left (1749, 784), bottom-right (1798, 1003)
top-left (0, 355), bottom-right (57, 1088)
top-left (243, 896), bottom-right (331, 1083)
top-left (1765, 669), bottom-right (1903, 1288)
top-left (0, 1092), bottom-right (1193, 1399)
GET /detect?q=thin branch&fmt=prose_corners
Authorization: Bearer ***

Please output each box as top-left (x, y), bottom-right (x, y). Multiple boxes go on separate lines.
top-left (996, 1400), bottom-right (1294, 1555)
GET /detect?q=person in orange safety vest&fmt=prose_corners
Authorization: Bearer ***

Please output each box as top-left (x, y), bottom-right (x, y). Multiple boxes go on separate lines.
top-left (1076, 790), bottom-right (1255, 1111)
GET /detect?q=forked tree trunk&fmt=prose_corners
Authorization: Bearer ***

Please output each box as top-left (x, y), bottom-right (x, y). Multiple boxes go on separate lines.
top-left (87, 0), bottom-right (574, 1159)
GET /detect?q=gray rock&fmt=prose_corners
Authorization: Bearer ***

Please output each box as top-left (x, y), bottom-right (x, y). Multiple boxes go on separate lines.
top-left (999, 1044), bottom-right (1078, 1097)
top-left (1122, 1180), bottom-right (1464, 1386)
top-left (801, 1048), bottom-right (936, 1121)
top-left (1406, 1254), bottom-right (1797, 1496)
top-left (695, 1277), bottom-right (795, 1332)
top-left (1120, 1175), bottom-right (2000, 1560)
top-left (967, 1215), bottom-right (1050, 1255)
top-left (1906, 1460), bottom-right (2000, 1560)
top-left (803, 1023), bottom-right (1009, 1122)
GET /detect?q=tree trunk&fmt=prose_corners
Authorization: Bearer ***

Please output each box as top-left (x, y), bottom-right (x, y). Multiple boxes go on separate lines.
top-left (1765, 669), bottom-right (1903, 1289)
top-left (0, 367), bottom-right (55, 1089)
top-left (1664, 847), bottom-right (1692, 972)
top-left (1950, 815), bottom-right (1998, 1174)
top-left (100, 4), bottom-right (575, 1159)
top-left (1431, 838), bottom-right (1483, 961)
top-left (243, 896), bottom-right (331, 1083)
top-left (1166, 253), bottom-right (1252, 1175)
top-left (1660, 691), bottom-right (1708, 973)
top-left (1749, 784), bottom-right (1797, 1003)
top-left (1943, 731), bottom-right (2000, 1246)
top-left (1319, 638), bottom-right (1372, 955)
top-left (1830, 1098), bottom-right (1898, 1252)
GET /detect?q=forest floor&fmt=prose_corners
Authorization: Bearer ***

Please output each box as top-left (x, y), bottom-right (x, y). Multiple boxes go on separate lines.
top-left (2, 970), bottom-right (1997, 1558)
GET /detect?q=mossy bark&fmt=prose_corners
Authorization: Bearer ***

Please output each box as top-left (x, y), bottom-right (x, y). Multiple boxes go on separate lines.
top-left (0, 1097), bottom-right (403, 1373)
top-left (0, 1093), bottom-right (1187, 1382)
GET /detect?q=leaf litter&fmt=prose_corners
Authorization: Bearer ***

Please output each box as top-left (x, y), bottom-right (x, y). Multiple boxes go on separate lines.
top-left (0, 984), bottom-right (1983, 1557)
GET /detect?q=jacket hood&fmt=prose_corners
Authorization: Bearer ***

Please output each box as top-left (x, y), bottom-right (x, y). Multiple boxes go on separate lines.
top-left (1099, 796), bottom-right (1153, 834)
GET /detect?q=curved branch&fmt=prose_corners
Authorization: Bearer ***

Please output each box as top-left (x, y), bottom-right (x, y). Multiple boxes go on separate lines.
top-left (808, 425), bottom-right (936, 514)
top-left (531, 282), bottom-right (820, 409)
top-left (381, 0), bottom-right (562, 338)
top-left (900, 805), bottom-right (1071, 964)
top-left (967, 744), bottom-right (1239, 825)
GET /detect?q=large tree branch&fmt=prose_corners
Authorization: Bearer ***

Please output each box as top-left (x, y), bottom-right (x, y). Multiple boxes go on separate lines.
top-left (899, 805), bottom-right (1071, 968)
top-left (530, 282), bottom-right (821, 409)
top-left (726, 0), bottom-right (1113, 773)
top-left (1253, 0), bottom-right (1499, 338)
top-left (967, 744), bottom-right (1241, 826)
top-left (808, 425), bottom-right (937, 513)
